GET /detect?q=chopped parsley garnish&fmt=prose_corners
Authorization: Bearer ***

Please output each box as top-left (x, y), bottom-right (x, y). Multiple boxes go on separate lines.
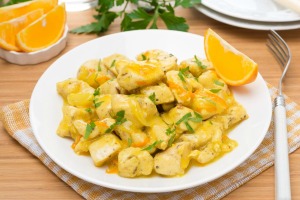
top-left (168, 133), bottom-right (176, 147)
top-left (142, 140), bottom-right (163, 151)
top-left (94, 100), bottom-right (103, 108)
top-left (85, 108), bottom-right (92, 113)
top-left (141, 54), bottom-right (147, 61)
top-left (148, 92), bottom-right (156, 104)
top-left (93, 88), bottom-right (100, 96)
top-left (84, 122), bottom-right (96, 139)
top-left (110, 59), bottom-right (116, 68)
top-left (105, 110), bottom-right (127, 133)
top-left (193, 55), bottom-right (207, 69)
top-left (210, 89), bottom-right (221, 93)
top-left (214, 80), bottom-right (224, 87)
top-left (178, 67), bottom-right (189, 82)
top-left (175, 112), bottom-right (203, 133)
top-left (127, 138), bottom-right (132, 147)
top-left (97, 59), bottom-right (102, 71)
top-left (165, 126), bottom-right (176, 136)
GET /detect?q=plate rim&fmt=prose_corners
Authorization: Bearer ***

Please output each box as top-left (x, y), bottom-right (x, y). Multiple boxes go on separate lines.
top-left (201, 0), bottom-right (300, 23)
top-left (195, 4), bottom-right (300, 31)
top-left (29, 29), bottom-right (273, 193)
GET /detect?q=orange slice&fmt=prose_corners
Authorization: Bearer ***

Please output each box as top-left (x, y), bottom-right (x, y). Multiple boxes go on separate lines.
top-left (0, 9), bottom-right (44, 51)
top-left (0, 0), bottom-right (57, 23)
top-left (204, 28), bottom-right (258, 86)
top-left (16, 3), bottom-right (66, 52)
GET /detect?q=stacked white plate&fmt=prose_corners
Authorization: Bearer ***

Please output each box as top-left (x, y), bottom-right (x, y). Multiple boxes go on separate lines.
top-left (194, 0), bottom-right (300, 30)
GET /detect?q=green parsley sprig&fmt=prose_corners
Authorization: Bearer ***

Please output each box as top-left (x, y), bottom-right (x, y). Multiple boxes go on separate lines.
top-left (70, 0), bottom-right (201, 35)
top-left (175, 112), bottom-right (202, 132)
top-left (105, 110), bottom-right (127, 133)
top-left (142, 140), bottom-right (163, 151)
top-left (84, 121), bottom-right (96, 139)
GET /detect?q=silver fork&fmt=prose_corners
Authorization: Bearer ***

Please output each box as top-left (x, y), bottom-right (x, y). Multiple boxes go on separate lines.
top-left (267, 30), bottom-right (291, 200)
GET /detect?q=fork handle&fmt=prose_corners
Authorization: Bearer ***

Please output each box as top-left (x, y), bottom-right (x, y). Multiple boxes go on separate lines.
top-left (274, 95), bottom-right (291, 200)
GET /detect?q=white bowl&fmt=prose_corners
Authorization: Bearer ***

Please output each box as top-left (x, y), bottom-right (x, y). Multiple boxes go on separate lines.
top-left (0, 26), bottom-right (68, 65)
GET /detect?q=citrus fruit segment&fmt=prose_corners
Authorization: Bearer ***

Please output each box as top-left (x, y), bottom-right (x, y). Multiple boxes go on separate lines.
top-left (0, 9), bottom-right (44, 51)
top-left (0, 0), bottom-right (58, 23)
top-left (204, 28), bottom-right (258, 86)
top-left (16, 3), bottom-right (66, 52)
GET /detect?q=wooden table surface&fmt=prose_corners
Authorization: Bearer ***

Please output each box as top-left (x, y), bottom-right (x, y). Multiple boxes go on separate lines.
top-left (0, 7), bottom-right (300, 200)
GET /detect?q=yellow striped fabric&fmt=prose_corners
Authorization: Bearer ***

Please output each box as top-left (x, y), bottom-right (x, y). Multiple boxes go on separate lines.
top-left (1, 85), bottom-right (300, 200)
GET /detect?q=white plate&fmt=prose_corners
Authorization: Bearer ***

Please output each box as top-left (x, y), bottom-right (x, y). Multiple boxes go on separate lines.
top-left (30, 30), bottom-right (272, 193)
top-left (202, 0), bottom-right (300, 22)
top-left (195, 4), bottom-right (300, 31)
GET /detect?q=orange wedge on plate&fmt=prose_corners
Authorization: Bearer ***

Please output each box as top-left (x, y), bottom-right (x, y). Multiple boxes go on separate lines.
top-left (16, 3), bottom-right (66, 52)
top-left (0, 9), bottom-right (44, 51)
top-left (204, 28), bottom-right (258, 86)
top-left (0, 0), bottom-right (57, 23)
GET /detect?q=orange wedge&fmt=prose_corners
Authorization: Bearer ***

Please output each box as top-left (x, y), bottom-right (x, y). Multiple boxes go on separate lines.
top-left (0, 9), bottom-right (44, 51)
top-left (16, 3), bottom-right (66, 52)
top-left (204, 28), bottom-right (258, 86)
top-left (0, 0), bottom-right (57, 23)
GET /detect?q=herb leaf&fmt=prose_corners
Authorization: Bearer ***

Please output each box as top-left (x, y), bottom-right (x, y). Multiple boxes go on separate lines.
top-left (178, 67), bottom-right (189, 82)
top-left (142, 140), bottom-right (163, 151)
top-left (105, 110), bottom-right (127, 133)
top-left (93, 88), bottom-right (101, 96)
top-left (176, 112), bottom-right (192, 125)
top-left (110, 59), bottom-right (116, 68)
top-left (175, 0), bottom-right (202, 8)
top-left (165, 127), bottom-right (176, 136)
top-left (160, 12), bottom-right (188, 32)
top-left (210, 89), bottom-right (221, 93)
top-left (214, 80), bottom-right (225, 87)
top-left (148, 92), bottom-right (156, 104)
top-left (127, 138), bottom-right (132, 147)
top-left (193, 55), bottom-right (207, 69)
top-left (168, 133), bottom-right (176, 147)
top-left (85, 108), bottom-right (92, 113)
top-left (84, 122), bottom-right (96, 139)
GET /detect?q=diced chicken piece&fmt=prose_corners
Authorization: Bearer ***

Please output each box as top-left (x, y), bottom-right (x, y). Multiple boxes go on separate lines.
top-left (73, 118), bottom-right (115, 139)
top-left (95, 94), bottom-right (112, 120)
top-left (146, 117), bottom-right (171, 150)
top-left (161, 105), bottom-right (202, 134)
top-left (67, 93), bottom-right (94, 108)
top-left (178, 56), bottom-right (212, 77)
top-left (212, 104), bottom-right (248, 130)
top-left (56, 78), bottom-right (94, 100)
top-left (56, 105), bottom-right (91, 138)
top-left (189, 142), bottom-right (222, 164)
top-left (166, 70), bottom-right (202, 105)
top-left (77, 59), bottom-right (114, 88)
top-left (136, 49), bottom-right (177, 72)
top-left (154, 142), bottom-right (192, 176)
top-left (99, 79), bottom-right (127, 95)
top-left (191, 89), bottom-right (228, 120)
top-left (102, 53), bottom-right (130, 76)
top-left (111, 94), bottom-right (159, 128)
top-left (197, 70), bottom-right (234, 105)
top-left (140, 82), bottom-right (175, 105)
top-left (118, 147), bottom-right (154, 178)
top-left (89, 134), bottom-right (123, 167)
top-left (116, 60), bottom-right (164, 91)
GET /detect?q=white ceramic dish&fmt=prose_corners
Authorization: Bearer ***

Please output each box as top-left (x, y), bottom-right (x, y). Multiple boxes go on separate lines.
top-left (29, 30), bottom-right (272, 193)
top-left (201, 0), bottom-right (300, 22)
top-left (0, 26), bottom-right (68, 65)
top-left (195, 4), bottom-right (300, 31)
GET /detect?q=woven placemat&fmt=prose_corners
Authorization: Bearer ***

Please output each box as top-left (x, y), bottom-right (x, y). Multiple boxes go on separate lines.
top-left (1, 85), bottom-right (300, 200)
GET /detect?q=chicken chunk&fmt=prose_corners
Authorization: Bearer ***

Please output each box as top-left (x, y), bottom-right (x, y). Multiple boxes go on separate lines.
top-left (102, 53), bottom-right (130, 76)
top-left (73, 118), bottom-right (115, 139)
top-left (154, 142), bottom-right (192, 176)
top-left (166, 70), bottom-right (202, 105)
top-left (89, 134), bottom-right (123, 167)
top-left (178, 56), bottom-right (212, 77)
top-left (95, 94), bottom-right (112, 120)
top-left (56, 105), bottom-right (91, 138)
top-left (118, 147), bottom-right (154, 178)
top-left (140, 82), bottom-right (175, 105)
top-left (98, 79), bottom-right (127, 95)
top-left (146, 117), bottom-right (171, 150)
top-left (116, 60), bottom-right (164, 91)
top-left (161, 105), bottom-right (202, 134)
top-left (77, 59), bottom-right (114, 88)
top-left (56, 78), bottom-right (94, 100)
top-left (136, 49), bottom-right (177, 72)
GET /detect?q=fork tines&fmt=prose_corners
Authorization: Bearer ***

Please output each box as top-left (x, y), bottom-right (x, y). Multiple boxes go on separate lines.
top-left (266, 30), bottom-right (291, 71)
